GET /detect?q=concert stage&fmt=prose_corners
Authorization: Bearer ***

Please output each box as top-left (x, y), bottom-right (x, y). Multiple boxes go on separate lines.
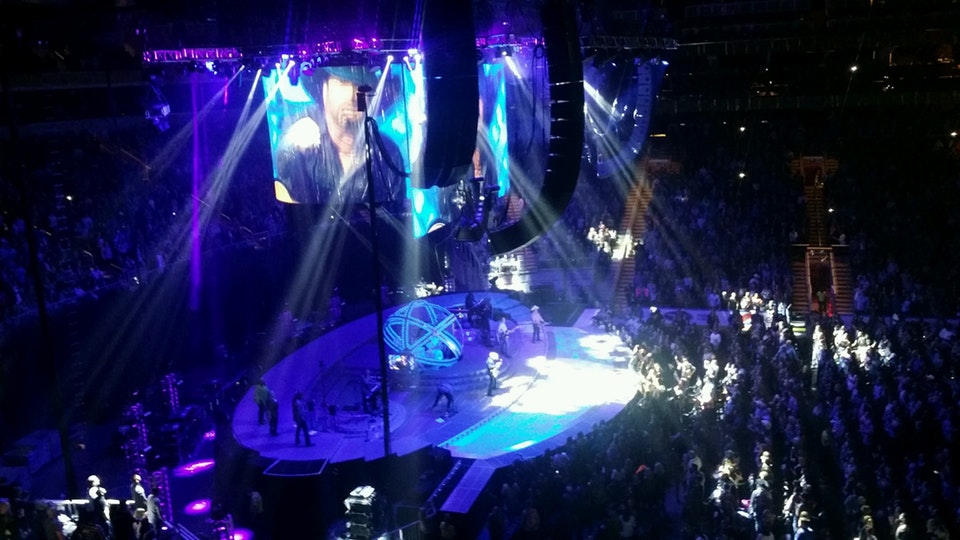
top-left (231, 292), bottom-right (639, 509)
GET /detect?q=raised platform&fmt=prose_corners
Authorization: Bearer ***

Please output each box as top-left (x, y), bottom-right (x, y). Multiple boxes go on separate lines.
top-left (231, 292), bottom-right (639, 472)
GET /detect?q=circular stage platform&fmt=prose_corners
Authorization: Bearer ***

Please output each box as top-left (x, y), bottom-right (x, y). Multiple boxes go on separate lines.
top-left (231, 292), bottom-right (639, 470)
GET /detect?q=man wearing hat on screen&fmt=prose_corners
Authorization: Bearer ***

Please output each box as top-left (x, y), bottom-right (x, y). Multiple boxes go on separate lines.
top-left (275, 66), bottom-right (405, 207)
top-left (486, 351), bottom-right (502, 397)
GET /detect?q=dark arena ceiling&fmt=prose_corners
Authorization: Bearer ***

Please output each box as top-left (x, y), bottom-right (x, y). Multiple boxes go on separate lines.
top-left (1, 0), bottom-right (958, 112)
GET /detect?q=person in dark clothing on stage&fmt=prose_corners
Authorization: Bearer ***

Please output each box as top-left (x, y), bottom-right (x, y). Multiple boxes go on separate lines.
top-left (292, 392), bottom-right (313, 446)
top-left (433, 383), bottom-right (455, 413)
top-left (253, 379), bottom-right (271, 425)
top-left (267, 390), bottom-right (279, 436)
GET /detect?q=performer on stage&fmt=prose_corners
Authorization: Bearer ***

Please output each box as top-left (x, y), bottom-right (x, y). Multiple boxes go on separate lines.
top-left (292, 392), bottom-right (313, 447)
top-left (362, 370), bottom-right (382, 414)
top-left (433, 383), bottom-right (455, 413)
top-left (130, 473), bottom-right (148, 511)
top-left (253, 379), bottom-right (271, 425)
top-left (267, 389), bottom-right (279, 436)
top-left (497, 317), bottom-right (514, 358)
top-left (486, 351), bottom-right (503, 397)
top-left (87, 474), bottom-right (110, 530)
top-left (530, 305), bottom-right (547, 343)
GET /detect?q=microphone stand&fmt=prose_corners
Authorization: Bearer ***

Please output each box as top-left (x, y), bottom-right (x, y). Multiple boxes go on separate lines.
top-left (357, 85), bottom-right (392, 458)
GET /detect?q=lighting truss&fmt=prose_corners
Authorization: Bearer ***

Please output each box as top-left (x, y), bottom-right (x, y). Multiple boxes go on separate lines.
top-left (580, 35), bottom-right (679, 51)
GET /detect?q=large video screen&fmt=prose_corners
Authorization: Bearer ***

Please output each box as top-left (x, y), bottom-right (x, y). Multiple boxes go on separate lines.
top-left (263, 64), bottom-right (414, 206)
top-left (407, 62), bottom-right (509, 238)
top-left (262, 59), bottom-right (509, 239)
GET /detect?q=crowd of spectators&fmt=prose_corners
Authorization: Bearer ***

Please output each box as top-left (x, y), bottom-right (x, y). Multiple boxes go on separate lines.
top-left (476, 115), bottom-right (959, 539)
top-left (813, 314), bottom-right (960, 539)
top-left (824, 132), bottom-right (960, 318)
top-left (626, 120), bottom-right (804, 312)
top-left (0, 123), bottom-right (286, 324)
top-left (481, 302), bottom-right (958, 539)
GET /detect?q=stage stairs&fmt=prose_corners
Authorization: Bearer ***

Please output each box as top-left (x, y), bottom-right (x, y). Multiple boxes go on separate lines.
top-left (438, 459), bottom-right (495, 514)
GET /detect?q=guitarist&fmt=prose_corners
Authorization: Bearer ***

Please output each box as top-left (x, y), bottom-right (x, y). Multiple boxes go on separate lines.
top-left (497, 316), bottom-right (515, 358)
top-left (486, 351), bottom-right (503, 396)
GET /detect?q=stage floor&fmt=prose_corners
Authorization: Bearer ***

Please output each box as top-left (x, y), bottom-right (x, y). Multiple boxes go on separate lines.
top-left (231, 293), bottom-right (640, 469)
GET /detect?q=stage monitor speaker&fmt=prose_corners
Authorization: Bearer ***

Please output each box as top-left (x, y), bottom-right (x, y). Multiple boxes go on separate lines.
top-left (420, 0), bottom-right (479, 188)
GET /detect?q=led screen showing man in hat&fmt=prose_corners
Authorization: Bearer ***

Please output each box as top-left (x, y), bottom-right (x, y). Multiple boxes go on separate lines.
top-left (269, 66), bottom-right (406, 207)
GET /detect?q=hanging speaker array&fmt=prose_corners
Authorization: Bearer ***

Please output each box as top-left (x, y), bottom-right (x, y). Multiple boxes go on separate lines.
top-left (488, 0), bottom-right (584, 254)
top-left (419, 0), bottom-right (480, 188)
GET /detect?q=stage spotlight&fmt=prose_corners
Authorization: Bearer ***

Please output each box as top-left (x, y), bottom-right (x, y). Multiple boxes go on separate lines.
top-left (386, 54), bottom-right (394, 63)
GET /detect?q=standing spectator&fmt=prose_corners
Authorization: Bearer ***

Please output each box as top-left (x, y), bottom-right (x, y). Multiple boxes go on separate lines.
top-left (131, 508), bottom-right (155, 540)
top-left (439, 513), bottom-right (456, 539)
top-left (487, 505), bottom-right (505, 540)
top-left (0, 498), bottom-right (19, 540)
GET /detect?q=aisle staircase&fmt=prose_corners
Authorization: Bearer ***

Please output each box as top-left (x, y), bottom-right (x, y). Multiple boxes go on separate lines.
top-left (791, 156), bottom-right (853, 316)
top-left (830, 248), bottom-right (854, 315)
top-left (790, 247), bottom-right (810, 314)
top-left (803, 183), bottom-right (828, 248)
top-left (610, 167), bottom-right (655, 313)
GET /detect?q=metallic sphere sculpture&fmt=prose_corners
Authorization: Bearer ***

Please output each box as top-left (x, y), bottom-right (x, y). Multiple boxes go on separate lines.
top-left (384, 300), bottom-right (464, 368)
